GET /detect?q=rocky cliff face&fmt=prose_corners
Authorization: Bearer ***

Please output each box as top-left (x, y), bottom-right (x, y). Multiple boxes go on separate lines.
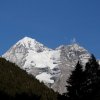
top-left (2, 37), bottom-right (90, 94)
top-left (51, 44), bottom-right (90, 93)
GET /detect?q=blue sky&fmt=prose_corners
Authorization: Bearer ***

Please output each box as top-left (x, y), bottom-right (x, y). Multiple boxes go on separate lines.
top-left (0, 0), bottom-right (100, 59)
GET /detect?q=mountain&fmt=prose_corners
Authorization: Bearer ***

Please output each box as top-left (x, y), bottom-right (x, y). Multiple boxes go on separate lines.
top-left (2, 36), bottom-right (90, 94)
top-left (0, 57), bottom-right (57, 100)
top-left (2, 37), bottom-right (61, 85)
top-left (52, 44), bottom-right (90, 93)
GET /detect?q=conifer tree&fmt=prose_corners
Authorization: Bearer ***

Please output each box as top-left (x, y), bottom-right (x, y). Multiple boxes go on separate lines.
top-left (66, 61), bottom-right (84, 100)
top-left (82, 54), bottom-right (100, 99)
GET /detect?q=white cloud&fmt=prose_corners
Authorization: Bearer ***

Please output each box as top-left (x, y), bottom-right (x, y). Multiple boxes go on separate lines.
top-left (70, 38), bottom-right (76, 43)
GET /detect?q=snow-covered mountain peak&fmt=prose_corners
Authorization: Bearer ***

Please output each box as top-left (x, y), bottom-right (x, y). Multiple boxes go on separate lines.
top-left (15, 36), bottom-right (50, 52)
top-left (69, 43), bottom-right (80, 49)
top-left (57, 43), bottom-right (88, 53)
top-left (67, 43), bottom-right (86, 51)
top-left (2, 36), bottom-right (52, 68)
top-left (18, 36), bottom-right (36, 45)
top-left (56, 43), bottom-right (90, 66)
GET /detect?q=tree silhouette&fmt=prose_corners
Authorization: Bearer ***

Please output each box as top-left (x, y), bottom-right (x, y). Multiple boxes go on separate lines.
top-left (82, 54), bottom-right (100, 100)
top-left (66, 61), bottom-right (84, 100)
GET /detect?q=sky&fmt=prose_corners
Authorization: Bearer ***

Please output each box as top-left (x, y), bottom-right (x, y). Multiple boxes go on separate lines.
top-left (0, 0), bottom-right (100, 59)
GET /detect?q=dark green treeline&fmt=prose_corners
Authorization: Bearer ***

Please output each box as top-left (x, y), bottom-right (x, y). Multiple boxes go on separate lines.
top-left (0, 57), bottom-right (58, 100)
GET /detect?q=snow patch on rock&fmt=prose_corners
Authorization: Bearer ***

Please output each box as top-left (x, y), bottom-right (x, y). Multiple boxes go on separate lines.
top-left (36, 72), bottom-right (54, 83)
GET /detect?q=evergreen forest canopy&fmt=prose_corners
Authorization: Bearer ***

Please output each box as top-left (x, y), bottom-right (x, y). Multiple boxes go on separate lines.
top-left (0, 57), bottom-right (57, 100)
